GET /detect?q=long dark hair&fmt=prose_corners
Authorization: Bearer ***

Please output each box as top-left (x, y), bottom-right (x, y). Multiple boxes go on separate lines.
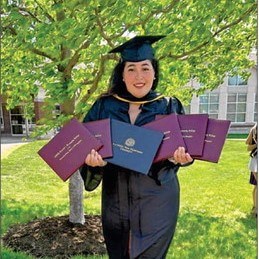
top-left (106, 59), bottom-right (160, 96)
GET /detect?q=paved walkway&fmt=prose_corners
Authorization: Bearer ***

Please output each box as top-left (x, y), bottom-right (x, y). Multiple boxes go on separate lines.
top-left (1, 136), bottom-right (32, 158)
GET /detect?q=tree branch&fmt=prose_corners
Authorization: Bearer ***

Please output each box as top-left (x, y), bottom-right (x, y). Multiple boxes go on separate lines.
top-left (94, 8), bottom-right (114, 46)
top-left (91, 0), bottom-right (181, 51)
top-left (18, 7), bottom-right (42, 23)
top-left (3, 24), bottom-right (57, 61)
top-left (79, 55), bottom-right (109, 104)
top-left (34, 0), bottom-right (55, 22)
top-left (122, 0), bottom-right (180, 32)
top-left (213, 3), bottom-right (256, 38)
top-left (161, 2), bottom-right (257, 60)
top-left (81, 79), bottom-right (94, 85)
top-left (30, 47), bottom-right (58, 62)
top-left (101, 0), bottom-right (180, 47)
top-left (143, 0), bottom-right (180, 23)
top-left (2, 25), bottom-right (18, 35)
top-left (63, 39), bottom-right (91, 79)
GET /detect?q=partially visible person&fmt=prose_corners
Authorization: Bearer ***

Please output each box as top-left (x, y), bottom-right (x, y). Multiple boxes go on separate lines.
top-left (246, 123), bottom-right (257, 217)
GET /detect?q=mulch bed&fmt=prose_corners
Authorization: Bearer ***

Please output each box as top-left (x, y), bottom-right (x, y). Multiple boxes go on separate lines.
top-left (2, 215), bottom-right (107, 258)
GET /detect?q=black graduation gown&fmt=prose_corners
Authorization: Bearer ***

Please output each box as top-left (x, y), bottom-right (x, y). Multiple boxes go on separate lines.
top-left (81, 94), bottom-right (185, 259)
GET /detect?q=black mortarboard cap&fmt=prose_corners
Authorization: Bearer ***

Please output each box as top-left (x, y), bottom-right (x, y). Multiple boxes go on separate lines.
top-left (109, 35), bottom-right (165, 62)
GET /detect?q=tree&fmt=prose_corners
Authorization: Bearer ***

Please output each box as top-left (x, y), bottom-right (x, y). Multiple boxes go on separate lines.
top-left (2, 0), bottom-right (257, 223)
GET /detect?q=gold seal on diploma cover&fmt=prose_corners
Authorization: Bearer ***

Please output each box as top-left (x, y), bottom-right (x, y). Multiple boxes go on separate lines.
top-left (125, 138), bottom-right (135, 147)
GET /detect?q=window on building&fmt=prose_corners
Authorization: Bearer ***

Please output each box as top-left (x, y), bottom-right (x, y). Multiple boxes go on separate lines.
top-left (227, 93), bottom-right (247, 122)
top-left (228, 75), bottom-right (247, 86)
top-left (254, 94), bottom-right (258, 122)
top-left (55, 104), bottom-right (61, 112)
top-left (10, 106), bottom-right (36, 135)
top-left (0, 106), bottom-right (4, 130)
top-left (199, 93), bottom-right (219, 119)
top-left (10, 106), bottom-right (25, 135)
top-left (52, 104), bottom-right (61, 118)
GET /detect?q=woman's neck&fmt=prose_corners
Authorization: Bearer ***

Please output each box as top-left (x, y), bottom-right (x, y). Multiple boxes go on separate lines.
top-left (128, 103), bottom-right (141, 124)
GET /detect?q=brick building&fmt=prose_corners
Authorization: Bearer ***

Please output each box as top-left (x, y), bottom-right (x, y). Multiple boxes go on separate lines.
top-left (0, 88), bottom-right (45, 136)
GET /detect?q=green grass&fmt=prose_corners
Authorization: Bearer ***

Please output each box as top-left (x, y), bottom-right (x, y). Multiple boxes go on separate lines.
top-left (227, 133), bottom-right (248, 139)
top-left (1, 139), bottom-right (257, 258)
top-left (169, 139), bottom-right (257, 258)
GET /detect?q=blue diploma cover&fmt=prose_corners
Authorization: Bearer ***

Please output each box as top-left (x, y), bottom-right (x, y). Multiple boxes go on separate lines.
top-left (105, 119), bottom-right (164, 174)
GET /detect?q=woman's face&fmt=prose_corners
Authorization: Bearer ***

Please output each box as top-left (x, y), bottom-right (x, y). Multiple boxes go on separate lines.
top-left (123, 60), bottom-right (155, 98)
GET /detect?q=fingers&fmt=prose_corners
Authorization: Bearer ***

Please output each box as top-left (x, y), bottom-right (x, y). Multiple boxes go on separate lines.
top-left (85, 149), bottom-right (107, 167)
top-left (173, 146), bottom-right (193, 164)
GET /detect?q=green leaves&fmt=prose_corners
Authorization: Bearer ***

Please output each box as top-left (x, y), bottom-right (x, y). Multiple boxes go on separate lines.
top-left (2, 0), bottom-right (257, 135)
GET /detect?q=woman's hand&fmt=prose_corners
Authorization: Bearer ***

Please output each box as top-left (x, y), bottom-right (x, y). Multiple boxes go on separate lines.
top-left (168, 146), bottom-right (193, 165)
top-left (85, 149), bottom-right (107, 167)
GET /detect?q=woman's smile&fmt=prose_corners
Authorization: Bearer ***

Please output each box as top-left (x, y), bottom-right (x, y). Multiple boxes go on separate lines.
top-left (134, 82), bottom-right (145, 88)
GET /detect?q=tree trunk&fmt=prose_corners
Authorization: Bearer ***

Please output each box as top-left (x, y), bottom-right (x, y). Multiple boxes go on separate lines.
top-left (69, 170), bottom-right (85, 224)
top-left (61, 97), bottom-right (85, 224)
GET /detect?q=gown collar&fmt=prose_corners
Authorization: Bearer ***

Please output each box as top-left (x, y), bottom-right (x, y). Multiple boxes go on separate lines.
top-left (113, 91), bottom-right (164, 105)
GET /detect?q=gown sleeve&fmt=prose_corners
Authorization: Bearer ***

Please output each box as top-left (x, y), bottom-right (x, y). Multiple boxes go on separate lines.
top-left (166, 96), bottom-right (185, 115)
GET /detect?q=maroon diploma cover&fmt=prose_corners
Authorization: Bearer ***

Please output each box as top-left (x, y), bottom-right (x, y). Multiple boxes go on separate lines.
top-left (38, 118), bottom-right (103, 181)
top-left (177, 114), bottom-right (209, 156)
top-left (193, 118), bottom-right (231, 163)
top-left (83, 118), bottom-right (113, 158)
top-left (143, 114), bottom-right (186, 163)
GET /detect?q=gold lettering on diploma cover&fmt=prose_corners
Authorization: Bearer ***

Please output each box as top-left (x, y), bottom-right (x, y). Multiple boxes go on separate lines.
top-left (163, 131), bottom-right (170, 141)
top-left (205, 133), bottom-right (216, 143)
top-left (54, 134), bottom-right (83, 161)
top-left (113, 137), bottom-right (143, 154)
top-left (181, 129), bottom-right (195, 139)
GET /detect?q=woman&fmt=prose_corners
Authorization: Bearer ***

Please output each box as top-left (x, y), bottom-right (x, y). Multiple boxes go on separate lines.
top-left (80, 36), bottom-right (193, 258)
top-left (246, 123), bottom-right (257, 217)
